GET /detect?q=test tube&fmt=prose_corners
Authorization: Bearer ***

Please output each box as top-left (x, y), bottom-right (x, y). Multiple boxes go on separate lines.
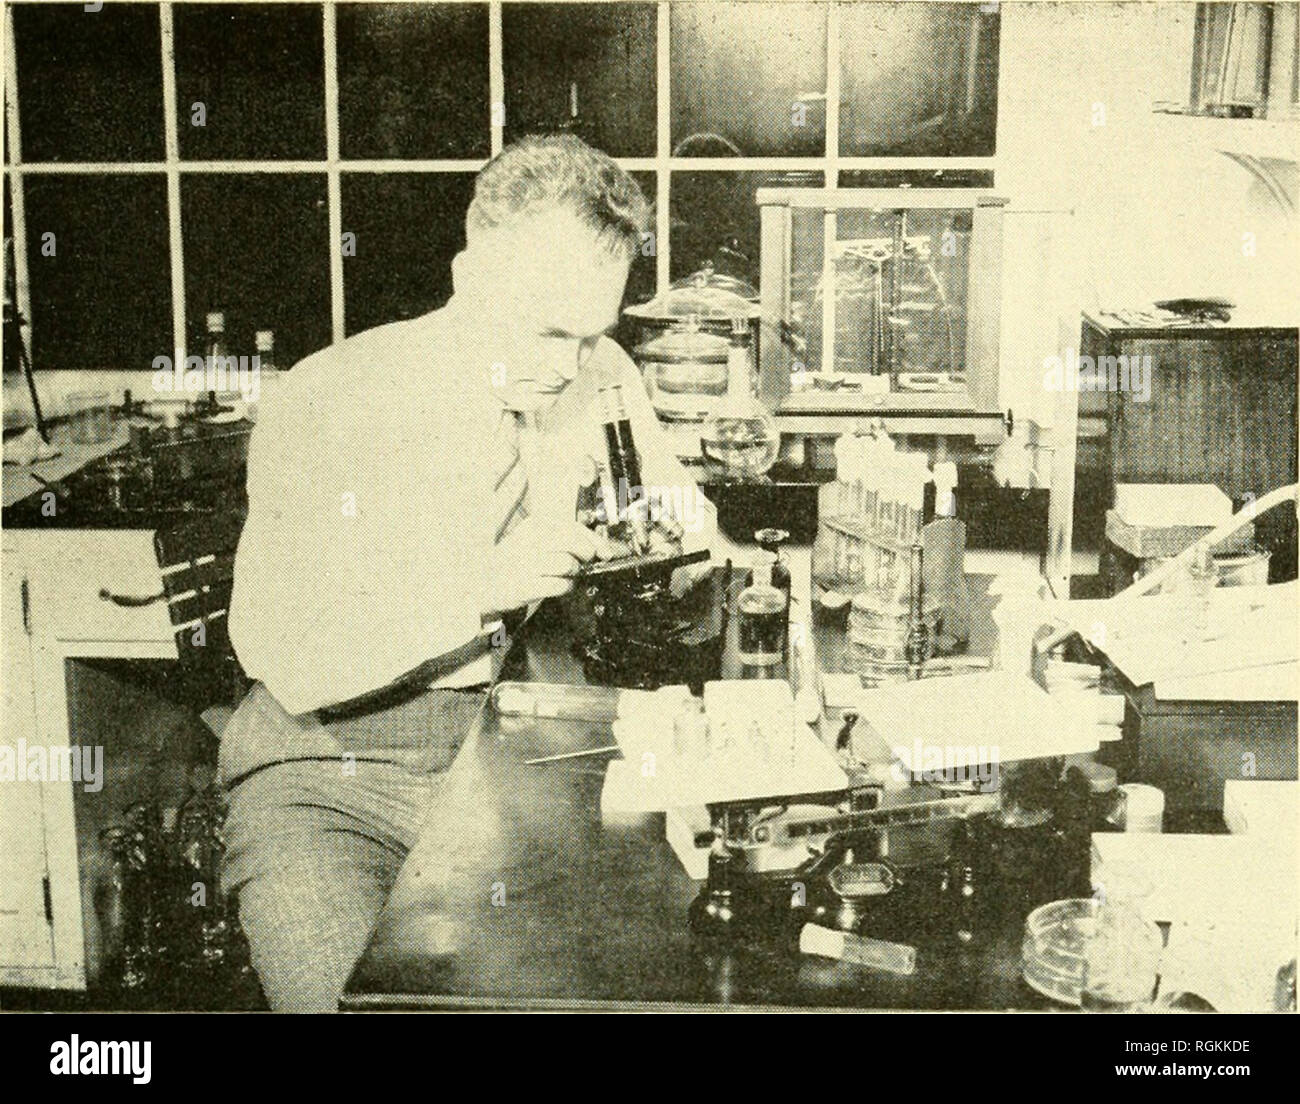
top-left (845, 535), bottom-right (862, 585)
top-left (865, 436), bottom-right (879, 530)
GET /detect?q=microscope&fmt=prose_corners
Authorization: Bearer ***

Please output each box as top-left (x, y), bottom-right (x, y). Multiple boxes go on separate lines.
top-left (570, 374), bottom-right (715, 691)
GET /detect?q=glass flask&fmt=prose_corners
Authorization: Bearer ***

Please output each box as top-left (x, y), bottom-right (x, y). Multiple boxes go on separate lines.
top-left (699, 317), bottom-right (780, 481)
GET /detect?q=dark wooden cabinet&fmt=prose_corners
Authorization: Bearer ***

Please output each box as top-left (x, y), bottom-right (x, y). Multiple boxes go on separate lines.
top-left (1082, 316), bottom-right (1298, 503)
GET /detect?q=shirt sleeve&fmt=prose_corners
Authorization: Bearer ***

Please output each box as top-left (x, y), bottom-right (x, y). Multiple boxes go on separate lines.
top-left (228, 354), bottom-right (489, 715)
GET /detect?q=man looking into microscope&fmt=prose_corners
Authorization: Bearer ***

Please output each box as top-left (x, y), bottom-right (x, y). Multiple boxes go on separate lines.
top-left (222, 134), bottom-right (716, 1011)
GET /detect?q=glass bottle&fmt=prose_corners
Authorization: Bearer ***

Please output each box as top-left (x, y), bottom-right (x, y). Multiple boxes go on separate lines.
top-left (96, 827), bottom-right (135, 988)
top-left (737, 553), bottom-right (787, 678)
top-left (254, 329), bottom-right (277, 373)
top-left (748, 528), bottom-right (791, 599)
top-left (177, 787), bottom-right (229, 969)
top-left (699, 317), bottom-right (779, 481)
top-left (204, 311), bottom-right (228, 363)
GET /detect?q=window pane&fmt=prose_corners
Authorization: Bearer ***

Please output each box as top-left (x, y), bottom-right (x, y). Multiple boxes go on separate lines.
top-left (839, 2), bottom-right (999, 156)
top-left (340, 173), bottom-right (476, 335)
top-left (181, 174), bottom-right (331, 369)
top-left (23, 174), bottom-right (171, 371)
top-left (670, 170), bottom-right (823, 288)
top-left (625, 171), bottom-right (658, 310)
top-left (174, 3), bottom-right (325, 161)
top-left (12, 1), bottom-right (164, 163)
top-left (671, 2), bottom-right (826, 158)
top-left (504, 3), bottom-right (657, 157)
top-left (338, 3), bottom-right (490, 160)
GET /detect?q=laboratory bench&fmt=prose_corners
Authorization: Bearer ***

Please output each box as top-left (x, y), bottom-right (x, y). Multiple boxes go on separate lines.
top-left (343, 590), bottom-right (1235, 1012)
top-left (340, 583), bottom-right (1137, 1014)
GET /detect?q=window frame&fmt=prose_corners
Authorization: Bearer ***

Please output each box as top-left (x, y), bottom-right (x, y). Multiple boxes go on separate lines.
top-left (3, 0), bottom-right (997, 369)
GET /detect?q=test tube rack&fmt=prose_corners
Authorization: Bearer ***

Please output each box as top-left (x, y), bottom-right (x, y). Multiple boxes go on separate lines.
top-left (813, 427), bottom-right (930, 596)
top-left (813, 427), bottom-right (936, 686)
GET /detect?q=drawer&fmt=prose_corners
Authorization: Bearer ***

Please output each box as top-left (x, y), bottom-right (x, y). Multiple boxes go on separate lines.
top-left (26, 531), bottom-right (175, 644)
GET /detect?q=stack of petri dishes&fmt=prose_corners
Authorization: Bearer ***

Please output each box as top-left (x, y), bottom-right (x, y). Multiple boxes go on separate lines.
top-left (1022, 897), bottom-right (1162, 1009)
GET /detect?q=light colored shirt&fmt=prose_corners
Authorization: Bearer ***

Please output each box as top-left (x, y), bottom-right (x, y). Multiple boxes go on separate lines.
top-left (228, 298), bottom-right (716, 715)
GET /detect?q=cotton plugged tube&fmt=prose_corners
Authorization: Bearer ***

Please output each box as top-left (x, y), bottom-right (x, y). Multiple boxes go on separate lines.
top-left (799, 923), bottom-right (916, 975)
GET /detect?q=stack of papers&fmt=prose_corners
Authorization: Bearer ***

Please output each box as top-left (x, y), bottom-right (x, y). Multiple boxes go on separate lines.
top-left (1061, 583), bottom-right (1298, 701)
top-left (851, 670), bottom-right (1103, 773)
top-left (1113, 483), bottom-right (1232, 530)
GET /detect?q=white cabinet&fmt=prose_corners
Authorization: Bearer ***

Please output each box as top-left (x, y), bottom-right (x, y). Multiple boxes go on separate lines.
top-left (1, 531), bottom-right (177, 989)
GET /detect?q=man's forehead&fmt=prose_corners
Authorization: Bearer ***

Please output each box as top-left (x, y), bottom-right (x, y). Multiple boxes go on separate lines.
top-left (486, 211), bottom-right (629, 335)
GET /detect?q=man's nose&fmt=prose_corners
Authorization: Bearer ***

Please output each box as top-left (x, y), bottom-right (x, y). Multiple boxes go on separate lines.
top-left (548, 341), bottom-right (583, 379)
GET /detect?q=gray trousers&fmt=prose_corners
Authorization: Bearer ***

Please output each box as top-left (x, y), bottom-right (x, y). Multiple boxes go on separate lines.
top-left (219, 686), bottom-right (485, 1012)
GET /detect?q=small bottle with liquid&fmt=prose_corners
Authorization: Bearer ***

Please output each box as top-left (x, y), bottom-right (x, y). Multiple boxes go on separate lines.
top-left (737, 552), bottom-right (788, 679)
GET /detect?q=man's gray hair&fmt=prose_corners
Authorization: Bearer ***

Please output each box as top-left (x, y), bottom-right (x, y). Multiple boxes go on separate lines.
top-left (467, 134), bottom-right (650, 257)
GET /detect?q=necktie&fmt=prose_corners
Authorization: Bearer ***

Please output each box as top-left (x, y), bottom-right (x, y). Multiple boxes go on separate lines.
top-left (493, 407), bottom-right (533, 545)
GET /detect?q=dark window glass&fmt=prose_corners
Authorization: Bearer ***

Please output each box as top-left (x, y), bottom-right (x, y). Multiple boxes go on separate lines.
top-left (839, 169), bottom-right (994, 189)
top-left (12, 2), bottom-right (165, 162)
top-left (338, 3), bottom-right (490, 160)
top-left (671, 2), bottom-right (826, 158)
top-left (23, 174), bottom-right (171, 371)
top-left (174, 3), bottom-right (325, 161)
top-left (670, 170), bottom-right (823, 288)
top-left (181, 174), bottom-right (331, 369)
top-left (504, 3), bottom-right (657, 157)
top-left (625, 171), bottom-right (657, 310)
top-left (839, 2), bottom-right (999, 156)
top-left (340, 172), bottom-right (476, 335)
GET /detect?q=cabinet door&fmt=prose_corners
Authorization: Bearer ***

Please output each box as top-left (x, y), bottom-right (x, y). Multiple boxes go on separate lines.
top-left (0, 555), bottom-right (57, 977)
top-left (1109, 333), bottom-right (1299, 500)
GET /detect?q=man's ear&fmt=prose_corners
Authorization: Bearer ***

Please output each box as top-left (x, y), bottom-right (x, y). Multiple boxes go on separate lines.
top-left (450, 250), bottom-right (469, 293)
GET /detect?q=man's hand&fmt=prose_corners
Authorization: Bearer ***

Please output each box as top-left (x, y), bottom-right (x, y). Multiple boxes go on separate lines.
top-left (483, 516), bottom-right (612, 617)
